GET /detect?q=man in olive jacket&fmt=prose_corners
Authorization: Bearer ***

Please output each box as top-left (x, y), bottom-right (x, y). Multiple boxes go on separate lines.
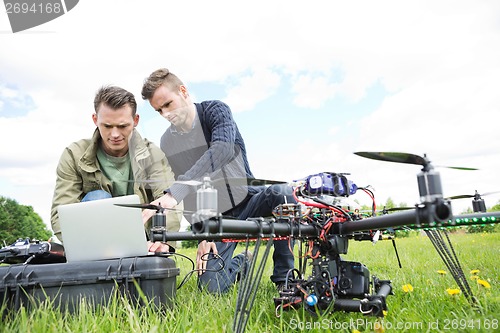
top-left (51, 85), bottom-right (181, 245)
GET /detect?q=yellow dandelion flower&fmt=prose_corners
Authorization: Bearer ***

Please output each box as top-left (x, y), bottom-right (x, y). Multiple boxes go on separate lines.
top-left (352, 330), bottom-right (361, 333)
top-left (470, 269), bottom-right (480, 275)
top-left (374, 321), bottom-right (386, 333)
top-left (470, 275), bottom-right (480, 281)
top-left (437, 270), bottom-right (447, 275)
top-left (402, 284), bottom-right (414, 293)
top-left (446, 288), bottom-right (461, 295)
top-left (383, 310), bottom-right (388, 317)
top-left (477, 279), bottom-right (491, 289)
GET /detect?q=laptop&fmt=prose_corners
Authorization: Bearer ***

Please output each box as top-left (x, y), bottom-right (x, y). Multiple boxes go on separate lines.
top-left (57, 195), bottom-right (149, 262)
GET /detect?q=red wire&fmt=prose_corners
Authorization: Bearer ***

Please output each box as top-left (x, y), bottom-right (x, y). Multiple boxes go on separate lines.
top-left (293, 187), bottom-right (329, 209)
top-left (361, 188), bottom-right (377, 213)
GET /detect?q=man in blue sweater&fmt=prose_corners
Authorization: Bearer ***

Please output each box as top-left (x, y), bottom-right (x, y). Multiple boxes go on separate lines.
top-left (141, 68), bottom-right (294, 293)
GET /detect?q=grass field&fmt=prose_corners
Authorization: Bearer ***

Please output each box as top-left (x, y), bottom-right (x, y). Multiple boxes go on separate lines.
top-left (1, 232), bottom-right (498, 332)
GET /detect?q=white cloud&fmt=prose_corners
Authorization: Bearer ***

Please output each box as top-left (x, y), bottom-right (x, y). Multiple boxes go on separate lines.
top-left (0, 85), bottom-right (20, 99)
top-left (291, 75), bottom-right (339, 109)
top-left (223, 68), bottom-right (281, 113)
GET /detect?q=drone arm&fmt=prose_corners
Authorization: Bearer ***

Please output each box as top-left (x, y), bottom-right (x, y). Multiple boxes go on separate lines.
top-left (338, 200), bottom-right (452, 234)
top-left (152, 200), bottom-right (461, 241)
top-left (150, 200), bottom-right (500, 243)
top-left (152, 232), bottom-right (264, 242)
top-left (191, 215), bottom-right (318, 238)
top-left (451, 211), bottom-right (500, 227)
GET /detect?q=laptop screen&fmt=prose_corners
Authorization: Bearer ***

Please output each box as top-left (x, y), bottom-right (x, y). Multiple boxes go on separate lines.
top-left (57, 195), bottom-right (148, 262)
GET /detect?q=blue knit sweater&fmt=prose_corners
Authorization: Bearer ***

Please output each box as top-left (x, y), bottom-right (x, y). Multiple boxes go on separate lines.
top-left (161, 100), bottom-right (254, 212)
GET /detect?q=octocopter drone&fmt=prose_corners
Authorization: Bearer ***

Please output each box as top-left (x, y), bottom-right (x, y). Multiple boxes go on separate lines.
top-left (120, 151), bottom-right (500, 333)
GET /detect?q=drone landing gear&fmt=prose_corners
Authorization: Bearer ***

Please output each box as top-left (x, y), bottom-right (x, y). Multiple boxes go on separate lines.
top-left (425, 229), bottom-right (476, 305)
top-left (233, 233), bottom-right (275, 333)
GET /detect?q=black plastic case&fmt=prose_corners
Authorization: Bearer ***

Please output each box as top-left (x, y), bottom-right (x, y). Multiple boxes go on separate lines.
top-left (0, 256), bottom-right (179, 312)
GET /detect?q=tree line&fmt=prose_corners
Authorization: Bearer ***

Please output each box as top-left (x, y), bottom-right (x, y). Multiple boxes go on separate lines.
top-left (0, 195), bottom-right (52, 246)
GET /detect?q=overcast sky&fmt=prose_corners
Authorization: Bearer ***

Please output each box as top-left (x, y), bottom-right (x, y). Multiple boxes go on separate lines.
top-left (1, 0), bottom-right (499, 234)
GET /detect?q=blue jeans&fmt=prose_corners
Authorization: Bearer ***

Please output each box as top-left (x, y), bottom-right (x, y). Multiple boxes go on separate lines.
top-left (81, 190), bottom-right (112, 202)
top-left (198, 184), bottom-right (295, 294)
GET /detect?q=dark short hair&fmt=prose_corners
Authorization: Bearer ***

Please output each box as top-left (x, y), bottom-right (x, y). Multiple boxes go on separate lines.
top-left (94, 85), bottom-right (137, 116)
top-left (141, 68), bottom-right (184, 100)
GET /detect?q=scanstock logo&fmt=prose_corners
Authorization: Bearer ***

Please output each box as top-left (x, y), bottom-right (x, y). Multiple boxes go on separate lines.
top-left (4, 0), bottom-right (79, 33)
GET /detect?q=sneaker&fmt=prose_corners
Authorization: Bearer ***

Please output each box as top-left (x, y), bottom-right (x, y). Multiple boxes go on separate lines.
top-left (240, 250), bottom-right (253, 262)
top-left (236, 250), bottom-right (253, 281)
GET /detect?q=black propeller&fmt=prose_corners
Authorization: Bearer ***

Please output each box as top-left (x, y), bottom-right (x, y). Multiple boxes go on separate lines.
top-left (354, 151), bottom-right (478, 171)
top-left (383, 206), bottom-right (415, 213)
top-left (354, 151), bottom-right (427, 166)
top-left (114, 203), bottom-right (194, 214)
top-left (128, 179), bottom-right (201, 186)
top-left (133, 177), bottom-right (287, 187)
top-left (446, 190), bottom-right (500, 200)
top-left (446, 190), bottom-right (500, 213)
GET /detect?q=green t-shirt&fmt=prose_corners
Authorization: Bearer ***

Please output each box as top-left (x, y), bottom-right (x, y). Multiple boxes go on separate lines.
top-left (96, 147), bottom-right (134, 196)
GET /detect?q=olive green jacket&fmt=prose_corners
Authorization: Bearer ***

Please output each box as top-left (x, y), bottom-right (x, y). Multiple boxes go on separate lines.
top-left (51, 129), bottom-right (181, 243)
